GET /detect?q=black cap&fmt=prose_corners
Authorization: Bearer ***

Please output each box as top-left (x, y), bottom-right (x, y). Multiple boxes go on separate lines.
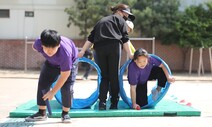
top-left (122, 8), bottom-right (135, 21)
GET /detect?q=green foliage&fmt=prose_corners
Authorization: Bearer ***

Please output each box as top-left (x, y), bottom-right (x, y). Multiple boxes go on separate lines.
top-left (132, 0), bottom-right (180, 44)
top-left (65, 0), bottom-right (212, 48)
top-left (176, 2), bottom-right (212, 48)
top-left (65, 0), bottom-right (136, 39)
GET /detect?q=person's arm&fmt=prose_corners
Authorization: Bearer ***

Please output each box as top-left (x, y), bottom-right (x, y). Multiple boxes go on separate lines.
top-left (78, 40), bottom-right (93, 58)
top-left (130, 85), bottom-right (140, 109)
top-left (123, 40), bottom-right (133, 59)
top-left (129, 41), bottom-right (136, 53)
top-left (42, 70), bottom-right (70, 101)
top-left (32, 43), bottom-right (37, 51)
top-left (159, 64), bottom-right (175, 83)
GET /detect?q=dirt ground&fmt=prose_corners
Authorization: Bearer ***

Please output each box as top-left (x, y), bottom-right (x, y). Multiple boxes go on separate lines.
top-left (0, 70), bottom-right (212, 127)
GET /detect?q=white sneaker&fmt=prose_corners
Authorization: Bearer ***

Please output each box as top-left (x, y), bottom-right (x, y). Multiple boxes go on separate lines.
top-left (151, 88), bottom-right (161, 101)
top-left (82, 77), bottom-right (87, 80)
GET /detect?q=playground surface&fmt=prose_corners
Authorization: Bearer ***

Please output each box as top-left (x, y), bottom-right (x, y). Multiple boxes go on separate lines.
top-left (0, 70), bottom-right (212, 127)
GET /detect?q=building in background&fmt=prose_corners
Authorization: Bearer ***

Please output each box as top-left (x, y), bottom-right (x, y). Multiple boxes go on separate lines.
top-left (0, 0), bottom-right (80, 39)
top-left (0, 0), bottom-right (211, 73)
top-left (0, 0), bottom-right (211, 40)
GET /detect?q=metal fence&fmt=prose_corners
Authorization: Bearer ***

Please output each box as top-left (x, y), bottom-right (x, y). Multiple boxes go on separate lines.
top-left (24, 36), bottom-right (45, 71)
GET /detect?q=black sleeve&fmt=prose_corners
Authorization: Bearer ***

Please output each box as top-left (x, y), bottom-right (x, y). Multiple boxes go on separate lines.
top-left (88, 22), bottom-right (99, 43)
top-left (119, 19), bottom-right (129, 44)
top-left (87, 29), bottom-right (95, 43)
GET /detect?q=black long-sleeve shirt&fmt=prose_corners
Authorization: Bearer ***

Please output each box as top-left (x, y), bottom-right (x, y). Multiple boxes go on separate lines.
top-left (88, 14), bottom-right (129, 49)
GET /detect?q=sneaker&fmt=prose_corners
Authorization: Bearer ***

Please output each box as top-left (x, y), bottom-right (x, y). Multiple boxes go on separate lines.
top-left (25, 112), bottom-right (47, 122)
top-left (82, 77), bottom-right (87, 80)
top-left (151, 88), bottom-right (161, 101)
top-left (61, 114), bottom-right (71, 123)
top-left (99, 102), bottom-right (106, 110)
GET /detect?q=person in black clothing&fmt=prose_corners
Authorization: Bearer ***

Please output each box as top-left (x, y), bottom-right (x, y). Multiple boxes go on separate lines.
top-left (81, 49), bottom-right (93, 80)
top-left (78, 3), bottom-right (135, 110)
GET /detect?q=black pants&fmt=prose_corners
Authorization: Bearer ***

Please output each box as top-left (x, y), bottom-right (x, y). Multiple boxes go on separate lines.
top-left (136, 66), bottom-right (167, 107)
top-left (83, 63), bottom-right (93, 79)
top-left (37, 61), bottom-right (77, 108)
top-left (95, 43), bottom-right (121, 104)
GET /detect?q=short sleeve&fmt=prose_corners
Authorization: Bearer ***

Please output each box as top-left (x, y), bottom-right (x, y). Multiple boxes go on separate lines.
top-left (127, 61), bottom-right (139, 85)
top-left (60, 55), bottom-right (72, 71)
top-left (150, 57), bottom-right (162, 67)
top-left (33, 39), bottom-right (43, 53)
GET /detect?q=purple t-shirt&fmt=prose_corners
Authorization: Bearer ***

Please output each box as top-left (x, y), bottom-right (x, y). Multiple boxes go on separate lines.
top-left (33, 36), bottom-right (78, 71)
top-left (128, 56), bottom-right (162, 85)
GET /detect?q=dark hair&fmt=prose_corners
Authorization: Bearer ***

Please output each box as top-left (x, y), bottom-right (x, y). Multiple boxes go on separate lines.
top-left (110, 4), bottom-right (135, 21)
top-left (110, 4), bottom-right (130, 14)
top-left (133, 48), bottom-right (149, 60)
top-left (40, 29), bottom-right (61, 47)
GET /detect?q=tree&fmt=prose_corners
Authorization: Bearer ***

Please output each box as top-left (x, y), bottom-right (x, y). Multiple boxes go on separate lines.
top-left (201, 2), bottom-right (212, 47)
top-left (65, 0), bottom-right (136, 39)
top-left (175, 1), bottom-right (212, 71)
top-left (132, 0), bottom-right (181, 44)
top-left (176, 2), bottom-right (212, 48)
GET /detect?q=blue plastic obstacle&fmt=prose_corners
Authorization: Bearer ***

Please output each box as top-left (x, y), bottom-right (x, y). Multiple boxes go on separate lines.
top-left (119, 54), bottom-right (172, 109)
top-left (52, 57), bottom-right (101, 109)
top-left (53, 54), bottom-right (171, 109)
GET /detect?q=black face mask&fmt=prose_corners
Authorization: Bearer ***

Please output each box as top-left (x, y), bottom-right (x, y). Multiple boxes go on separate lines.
top-left (123, 16), bottom-right (128, 21)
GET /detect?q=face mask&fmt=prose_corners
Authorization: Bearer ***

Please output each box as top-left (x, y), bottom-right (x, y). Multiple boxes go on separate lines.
top-left (123, 16), bottom-right (128, 21)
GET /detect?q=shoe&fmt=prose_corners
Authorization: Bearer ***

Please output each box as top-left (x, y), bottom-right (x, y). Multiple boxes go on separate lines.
top-left (61, 114), bottom-right (71, 123)
top-left (99, 102), bottom-right (106, 110)
top-left (82, 77), bottom-right (87, 80)
top-left (25, 112), bottom-right (47, 122)
top-left (151, 87), bottom-right (161, 101)
top-left (109, 103), bottom-right (117, 110)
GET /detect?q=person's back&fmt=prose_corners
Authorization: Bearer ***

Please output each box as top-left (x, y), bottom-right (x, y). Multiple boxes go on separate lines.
top-left (93, 14), bottom-right (127, 48)
top-left (78, 3), bottom-right (135, 110)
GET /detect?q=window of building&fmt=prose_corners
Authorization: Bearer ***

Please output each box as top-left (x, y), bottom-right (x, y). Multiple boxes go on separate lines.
top-left (0, 9), bottom-right (10, 18)
top-left (25, 11), bottom-right (34, 17)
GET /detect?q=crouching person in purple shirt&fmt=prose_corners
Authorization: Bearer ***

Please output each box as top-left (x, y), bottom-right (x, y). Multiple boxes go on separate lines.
top-left (25, 29), bottom-right (78, 123)
top-left (128, 48), bottom-right (175, 109)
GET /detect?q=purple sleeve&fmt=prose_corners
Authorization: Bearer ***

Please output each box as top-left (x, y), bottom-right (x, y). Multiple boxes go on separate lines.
top-left (150, 56), bottom-right (162, 66)
top-left (127, 62), bottom-right (139, 85)
top-left (33, 39), bottom-right (42, 52)
top-left (60, 56), bottom-right (73, 71)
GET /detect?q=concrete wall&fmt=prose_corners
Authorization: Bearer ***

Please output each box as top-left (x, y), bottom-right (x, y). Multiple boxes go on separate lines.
top-left (0, 0), bottom-right (80, 39)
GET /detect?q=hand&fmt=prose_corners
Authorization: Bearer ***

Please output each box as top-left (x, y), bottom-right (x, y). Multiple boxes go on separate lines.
top-left (167, 75), bottom-right (175, 83)
top-left (42, 90), bottom-right (55, 101)
top-left (77, 51), bottom-right (85, 58)
top-left (129, 54), bottom-right (134, 60)
top-left (132, 103), bottom-right (141, 110)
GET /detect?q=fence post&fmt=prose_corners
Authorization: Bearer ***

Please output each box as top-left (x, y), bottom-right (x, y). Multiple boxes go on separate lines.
top-left (198, 47), bottom-right (204, 76)
top-left (189, 48), bottom-right (193, 74)
top-left (209, 47), bottom-right (212, 75)
top-left (24, 36), bottom-right (28, 71)
top-left (152, 37), bottom-right (155, 54)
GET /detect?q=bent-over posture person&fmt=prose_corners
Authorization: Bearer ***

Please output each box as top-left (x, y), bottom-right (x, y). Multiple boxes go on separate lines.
top-left (25, 29), bottom-right (78, 123)
top-left (128, 48), bottom-right (175, 109)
